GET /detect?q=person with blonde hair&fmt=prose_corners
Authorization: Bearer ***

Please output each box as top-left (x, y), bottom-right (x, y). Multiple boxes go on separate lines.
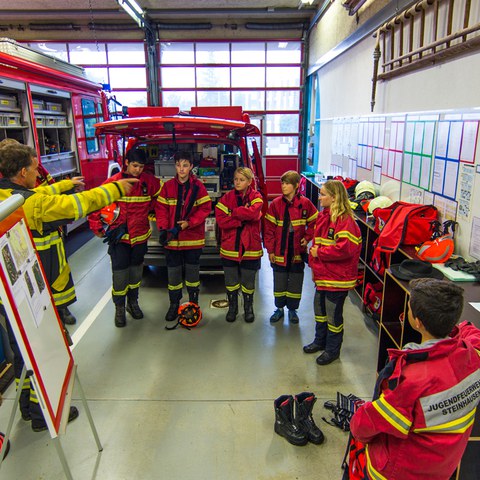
top-left (304, 179), bottom-right (362, 365)
top-left (215, 167), bottom-right (263, 323)
top-left (264, 170), bottom-right (317, 324)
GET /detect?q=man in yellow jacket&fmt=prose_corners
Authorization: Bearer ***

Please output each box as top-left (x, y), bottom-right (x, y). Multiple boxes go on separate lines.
top-left (0, 143), bottom-right (137, 432)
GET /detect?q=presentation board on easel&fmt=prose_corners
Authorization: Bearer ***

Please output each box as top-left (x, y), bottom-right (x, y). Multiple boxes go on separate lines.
top-left (0, 200), bottom-right (74, 436)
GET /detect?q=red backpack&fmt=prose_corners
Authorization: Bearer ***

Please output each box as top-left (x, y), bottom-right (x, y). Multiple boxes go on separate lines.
top-left (371, 202), bottom-right (438, 275)
top-left (342, 434), bottom-right (367, 480)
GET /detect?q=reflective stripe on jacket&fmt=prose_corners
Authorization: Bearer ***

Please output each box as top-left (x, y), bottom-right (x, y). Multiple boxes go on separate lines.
top-left (264, 194), bottom-right (317, 266)
top-left (215, 186), bottom-right (263, 261)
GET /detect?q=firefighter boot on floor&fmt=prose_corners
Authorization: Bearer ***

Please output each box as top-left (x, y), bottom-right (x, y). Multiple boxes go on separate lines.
top-left (294, 392), bottom-right (324, 444)
top-left (226, 291), bottom-right (238, 322)
top-left (114, 305), bottom-right (127, 328)
top-left (273, 395), bottom-right (308, 446)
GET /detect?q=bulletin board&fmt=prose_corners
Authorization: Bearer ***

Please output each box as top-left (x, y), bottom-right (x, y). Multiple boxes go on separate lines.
top-left (321, 108), bottom-right (480, 262)
top-left (0, 200), bottom-right (74, 436)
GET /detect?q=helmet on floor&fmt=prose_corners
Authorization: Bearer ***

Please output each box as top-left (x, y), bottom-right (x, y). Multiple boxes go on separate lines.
top-left (99, 202), bottom-right (120, 225)
top-left (165, 302), bottom-right (202, 330)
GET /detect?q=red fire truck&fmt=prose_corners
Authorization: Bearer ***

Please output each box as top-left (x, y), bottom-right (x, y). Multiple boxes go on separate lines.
top-left (0, 38), bottom-right (120, 230)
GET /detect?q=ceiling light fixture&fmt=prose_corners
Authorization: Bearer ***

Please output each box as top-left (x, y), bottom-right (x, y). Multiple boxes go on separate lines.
top-left (117, 0), bottom-right (145, 28)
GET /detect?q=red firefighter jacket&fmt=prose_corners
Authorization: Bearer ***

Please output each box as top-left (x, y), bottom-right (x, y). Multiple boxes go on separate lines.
top-left (215, 186), bottom-right (263, 262)
top-left (156, 174), bottom-right (211, 250)
top-left (88, 171), bottom-right (162, 246)
top-left (350, 321), bottom-right (480, 480)
top-left (264, 194), bottom-right (318, 266)
top-left (309, 207), bottom-right (361, 291)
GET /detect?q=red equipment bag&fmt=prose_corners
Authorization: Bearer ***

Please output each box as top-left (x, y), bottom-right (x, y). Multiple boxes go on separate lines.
top-left (363, 281), bottom-right (383, 318)
top-left (370, 202), bottom-right (438, 276)
top-left (342, 434), bottom-right (367, 480)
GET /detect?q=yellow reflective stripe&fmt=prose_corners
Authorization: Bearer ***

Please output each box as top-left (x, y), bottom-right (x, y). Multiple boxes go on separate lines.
top-left (220, 247), bottom-right (238, 257)
top-left (307, 212), bottom-right (318, 222)
top-left (328, 323), bottom-right (343, 333)
top-left (286, 292), bottom-right (301, 299)
top-left (241, 285), bottom-right (254, 294)
top-left (129, 281), bottom-right (141, 290)
top-left (244, 249), bottom-right (263, 257)
top-left (365, 445), bottom-right (388, 480)
top-left (53, 288), bottom-right (76, 306)
top-left (16, 377), bottom-right (30, 390)
top-left (413, 408), bottom-right (477, 434)
top-left (125, 230), bottom-right (151, 245)
top-left (314, 279), bottom-right (357, 288)
top-left (195, 195), bottom-right (211, 206)
top-left (30, 390), bottom-right (39, 404)
top-left (250, 198), bottom-right (263, 205)
top-left (315, 238), bottom-right (335, 246)
top-left (276, 220), bottom-right (284, 226)
top-left (157, 196), bottom-right (169, 205)
top-left (274, 291), bottom-right (287, 297)
top-left (186, 280), bottom-right (200, 288)
top-left (373, 395), bottom-right (412, 435)
top-left (265, 213), bottom-right (277, 224)
top-left (168, 239), bottom-right (205, 248)
top-left (274, 256), bottom-right (285, 263)
top-left (120, 196), bottom-right (152, 203)
top-left (226, 284), bottom-right (240, 292)
top-left (335, 230), bottom-right (362, 245)
top-left (315, 315), bottom-right (327, 323)
top-left (33, 231), bottom-right (62, 250)
top-left (216, 202), bottom-right (230, 215)
top-left (293, 255), bottom-right (302, 261)
top-left (168, 283), bottom-right (183, 291)
top-left (291, 219), bottom-right (306, 226)
top-left (113, 286), bottom-right (129, 296)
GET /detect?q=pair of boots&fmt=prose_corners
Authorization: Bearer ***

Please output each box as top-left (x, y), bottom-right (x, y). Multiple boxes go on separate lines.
top-left (226, 292), bottom-right (254, 323)
top-left (115, 300), bottom-right (144, 328)
top-left (165, 291), bottom-right (199, 322)
top-left (274, 392), bottom-right (324, 446)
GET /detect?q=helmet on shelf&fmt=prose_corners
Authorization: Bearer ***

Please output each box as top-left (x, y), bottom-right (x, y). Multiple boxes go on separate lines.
top-left (416, 235), bottom-right (454, 264)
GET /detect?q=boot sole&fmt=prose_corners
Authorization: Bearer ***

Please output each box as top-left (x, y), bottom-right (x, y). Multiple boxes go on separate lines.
top-left (274, 423), bottom-right (308, 446)
top-left (126, 306), bottom-right (144, 319)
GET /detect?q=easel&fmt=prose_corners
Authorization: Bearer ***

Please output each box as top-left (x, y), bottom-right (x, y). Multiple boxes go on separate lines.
top-left (0, 195), bottom-right (102, 479)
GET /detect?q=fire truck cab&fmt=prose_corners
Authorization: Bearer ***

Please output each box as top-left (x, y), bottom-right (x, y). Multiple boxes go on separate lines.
top-left (94, 105), bottom-right (267, 271)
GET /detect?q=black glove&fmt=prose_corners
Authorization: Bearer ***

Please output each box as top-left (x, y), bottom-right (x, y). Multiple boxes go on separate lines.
top-left (103, 224), bottom-right (127, 246)
top-left (158, 229), bottom-right (168, 246)
top-left (168, 225), bottom-right (181, 238)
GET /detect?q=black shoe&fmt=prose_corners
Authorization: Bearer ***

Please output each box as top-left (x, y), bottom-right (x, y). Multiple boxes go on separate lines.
top-left (303, 342), bottom-right (324, 354)
top-left (288, 310), bottom-right (299, 324)
top-left (32, 406), bottom-right (79, 432)
top-left (165, 303), bottom-right (179, 322)
top-left (126, 302), bottom-right (144, 319)
top-left (58, 307), bottom-right (76, 325)
top-left (269, 308), bottom-right (284, 323)
top-left (316, 351), bottom-right (340, 365)
top-left (114, 305), bottom-right (127, 328)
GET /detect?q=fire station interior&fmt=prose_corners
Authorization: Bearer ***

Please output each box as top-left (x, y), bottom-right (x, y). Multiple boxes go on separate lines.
top-left (1, 1), bottom-right (480, 479)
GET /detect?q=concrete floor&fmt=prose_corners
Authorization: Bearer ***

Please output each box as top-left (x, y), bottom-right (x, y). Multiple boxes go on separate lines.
top-left (0, 235), bottom-right (378, 480)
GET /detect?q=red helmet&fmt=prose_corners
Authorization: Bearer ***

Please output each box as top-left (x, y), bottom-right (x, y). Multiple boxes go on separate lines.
top-left (99, 203), bottom-right (119, 225)
top-left (165, 302), bottom-right (202, 330)
top-left (416, 235), bottom-right (454, 263)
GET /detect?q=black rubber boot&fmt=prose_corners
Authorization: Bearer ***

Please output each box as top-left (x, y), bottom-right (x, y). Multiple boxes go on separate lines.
top-left (188, 290), bottom-right (199, 305)
top-left (294, 392), bottom-right (324, 445)
top-left (243, 293), bottom-right (255, 323)
top-left (274, 395), bottom-right (308, 446)
top-left (57, 307), bottom-right (76, 325)
top-left (114, 305), bottom-right (127, 328)
top-left (165, 303), bottom-right (180, 322)
top-left (126, 301), bottom-right (144, 319)
top-left (226, 291), bottom-right (238, 322)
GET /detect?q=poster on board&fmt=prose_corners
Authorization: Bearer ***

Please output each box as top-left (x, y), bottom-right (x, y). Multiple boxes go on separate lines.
top-left (0, 203), bottom-right (74, 437)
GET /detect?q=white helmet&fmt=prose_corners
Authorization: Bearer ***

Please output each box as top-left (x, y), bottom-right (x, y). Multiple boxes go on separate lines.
top-left (368, 196), bottom-right (393, 214)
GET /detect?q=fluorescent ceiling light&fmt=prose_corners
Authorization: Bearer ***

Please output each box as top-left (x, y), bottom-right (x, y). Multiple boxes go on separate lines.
top-left (300, 0), bottom-right (315, 4)
top-left (117, 0), bottom-right (145, 29)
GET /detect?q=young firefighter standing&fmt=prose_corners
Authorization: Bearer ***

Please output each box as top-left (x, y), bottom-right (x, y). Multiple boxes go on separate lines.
top-left (0, 143), bottom-right (137, 431)
top-left (350, 279), bottom-right (480, 480)
top-left (156, 151), bottom-right (211, 321)
top-left (215, 167), bottom-right (263, 323)
top-left (305, 179), bottom-right (361, 365)
top-left (264, 170), bottom-right (318, 324)
top-left (88, 148), bottom-right (162, 327)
